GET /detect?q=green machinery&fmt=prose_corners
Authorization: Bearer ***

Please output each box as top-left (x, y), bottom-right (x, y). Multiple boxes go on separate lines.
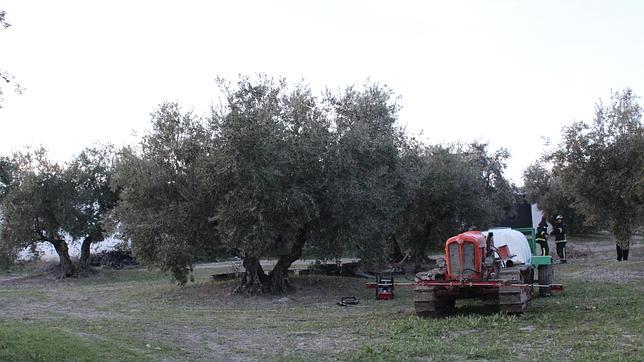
top-left (513, 227), bottom-right (553, 267)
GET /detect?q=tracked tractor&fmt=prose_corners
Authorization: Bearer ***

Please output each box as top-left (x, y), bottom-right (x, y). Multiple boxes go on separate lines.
top-left (413, 228), bottom-right (560, 316)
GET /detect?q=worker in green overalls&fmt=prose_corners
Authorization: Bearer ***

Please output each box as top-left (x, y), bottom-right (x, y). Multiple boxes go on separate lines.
top-left (552, 215), bottom-right (567, 263)
top-left (536, 216), bottom-right (549, 256)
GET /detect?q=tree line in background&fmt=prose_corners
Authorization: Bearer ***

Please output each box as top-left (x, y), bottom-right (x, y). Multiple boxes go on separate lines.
top-left (1, 77), bottom-right (641, 294)
top-left (0, 76), bottom-right (517, 293)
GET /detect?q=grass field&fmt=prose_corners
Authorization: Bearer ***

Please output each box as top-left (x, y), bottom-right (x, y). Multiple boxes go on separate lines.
top-left (1, 235), bottom-right (642, 361)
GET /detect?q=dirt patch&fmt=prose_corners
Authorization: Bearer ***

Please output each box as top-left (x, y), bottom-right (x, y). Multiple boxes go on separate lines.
top-left (558, 236), bottom-right (643, 283)
top-left (1, 272), bottom-right (377, 360)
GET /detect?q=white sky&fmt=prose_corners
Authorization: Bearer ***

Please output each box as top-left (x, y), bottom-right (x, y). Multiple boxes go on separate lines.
top-left (1, 0), bottom-right (643, 184)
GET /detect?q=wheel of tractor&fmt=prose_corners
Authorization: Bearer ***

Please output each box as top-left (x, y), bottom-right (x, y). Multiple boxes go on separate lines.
top-left (498, 266), bottom-right (532, 314)
top-left (499, 285), bottom-right (531, 314)
top-left (538, 264), bottom-right (554, 297)
top-left (430, 295), bottom-right (455, 316)
top-left (413, 286), bottom-right (454, 317)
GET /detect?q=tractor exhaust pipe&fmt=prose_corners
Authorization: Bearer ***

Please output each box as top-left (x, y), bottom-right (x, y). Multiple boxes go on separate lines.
top-left (486, 232), bottom-right (494, 258)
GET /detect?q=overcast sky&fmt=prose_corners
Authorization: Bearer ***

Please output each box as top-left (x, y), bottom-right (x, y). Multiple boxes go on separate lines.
top-left (1, 0), bottom-right (643, 184)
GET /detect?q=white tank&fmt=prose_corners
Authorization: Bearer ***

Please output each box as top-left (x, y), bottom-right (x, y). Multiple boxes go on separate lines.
top-left (482, 228), bottom-right (532, 265)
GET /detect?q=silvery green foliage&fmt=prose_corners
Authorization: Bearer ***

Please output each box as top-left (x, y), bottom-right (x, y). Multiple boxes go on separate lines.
top-left (65, 145), bottom-right (121, 268)
top-left (549, 89), bottom-right (644, 243)
top-left (112, 103), bottom-right (222, 284)
top-left (0, 10), bottom-right (9, 28)
top-left (213, 77), bottom-right (405, 283)
top-left (212, 77), bottom-right (326, 259)
top-left (0, 149), bottom-right (77, 276)
top-left (523, 163), bottom-right (590, 233)
top-left (319, 83), bottom-right (406, 264)
top-left (394, 142), bottom-right (516, 261)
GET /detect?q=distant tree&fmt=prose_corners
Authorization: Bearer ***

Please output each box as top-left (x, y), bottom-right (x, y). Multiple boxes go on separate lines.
top-left (395, 143), bottom-right (513, 264)
top-left (522, 163), bottom-right (590, 233)
top-left (0, 156), bottom-right (14, 194)
top-left (548, 89), bottom-right (644, 248)
top-left (0, 149), bottom-right (77, 277)
top-left (0, 156), bottom-right (18, 268)
top-left (64, 145), bottom-right (120, 271)
top-left (466, 142), bottom-right (517, 221)
top-left (112, 103), bottom-right (224, 284)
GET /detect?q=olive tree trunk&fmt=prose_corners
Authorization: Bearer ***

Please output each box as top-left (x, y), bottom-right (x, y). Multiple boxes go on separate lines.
top-left (51, 239), bottom-right (76, 278)
top-left (233, 257), bottom-right (269, 295)
top-left (234, 228), bottom-right (308, 295)
top-left (79, 236), bottom-right (93, 271)
top-left (268, 229), bottom-right (307, 294)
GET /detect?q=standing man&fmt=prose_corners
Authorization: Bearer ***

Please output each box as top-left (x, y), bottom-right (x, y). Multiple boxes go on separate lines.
top-left (616, 240), bottom-right (630, 261)
top-left (552, 215), bottom-right (567, 263)
top-left (536, 216), bottom-right (549, 256)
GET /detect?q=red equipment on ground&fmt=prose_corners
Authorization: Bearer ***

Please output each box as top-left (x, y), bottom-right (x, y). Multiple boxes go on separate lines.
top-left (374, 275), bottom-right (394, 300)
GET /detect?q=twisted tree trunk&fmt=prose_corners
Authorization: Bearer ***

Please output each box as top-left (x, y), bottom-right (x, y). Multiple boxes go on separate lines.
top-left (51, 239), bottom-right (76, 278)
top-left (79, 236), bottom-right (93, 271)
top-left (268, 228), bottom-right (307, 294)
top-left (233, 257), bottom-right (269, 295)
top-left (234, 227), bottom-right (308, 295)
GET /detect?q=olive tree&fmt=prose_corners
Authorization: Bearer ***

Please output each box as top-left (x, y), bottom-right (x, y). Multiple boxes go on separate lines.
top-left (213, 77), bottom-right (408, 293)
top-left (319, 83), bottom-right (407, 267)
top-left (112, 102), bottom-right (223, 284)
top-left (210, 77), bottom-right (331, 293)
top-left (522, 163), bottom-right (589, 233)
top-left (0, 156), bottom-right (17, 267)
top-left (548, 89), bottom-right (643, 249)
top-left (64, 145), bottom-right (120, 270)
top-left (0, 149), bottom-right (77, 277)
top-left (394, 142), bottom-right (514, 264)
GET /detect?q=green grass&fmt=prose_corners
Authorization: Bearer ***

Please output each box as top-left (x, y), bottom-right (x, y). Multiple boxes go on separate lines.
top-left (0, 237), bottom-right (642, 361)
top-left (0, 322), bottom-right (150, 361)
top-left (351, 280), bottom-right (643, 361)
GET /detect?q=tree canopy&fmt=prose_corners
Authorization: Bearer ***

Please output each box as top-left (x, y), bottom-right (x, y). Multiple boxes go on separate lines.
top-left (395, 142), bottom-right (516, 265)
top-left (0, 147), bottom-right (120, 276)
top-left (523, 163), bottom-right (589, 233)
top-left (66, 145), bottom-right (121, 270)
top-left (112, 103), bottom-right (221, 283)
top-left (0, 149), bottom-right (78, 276)
top-left (547, 89), bottom-right (644, 244)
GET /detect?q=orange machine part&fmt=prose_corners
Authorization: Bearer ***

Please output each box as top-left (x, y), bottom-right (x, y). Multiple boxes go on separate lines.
top-left (444, 231), bottom-right (487, 281)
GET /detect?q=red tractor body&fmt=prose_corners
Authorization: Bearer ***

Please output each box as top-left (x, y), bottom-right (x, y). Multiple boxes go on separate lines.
top-left (444, 231), bottom-right (487, 281)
